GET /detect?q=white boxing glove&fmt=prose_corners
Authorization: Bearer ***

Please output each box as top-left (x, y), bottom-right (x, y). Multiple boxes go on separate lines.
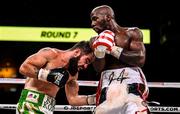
top-left (93, 30), bottom-right (115, 58)
top-left (87, 94), bottom-right (96, 105)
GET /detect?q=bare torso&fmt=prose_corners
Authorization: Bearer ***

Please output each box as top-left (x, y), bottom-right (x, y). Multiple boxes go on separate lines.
top-left (25, 78), bottom-right (59, 97)
top-left (24, 49), bottom-right (68, 97)
top-left (104, 27), bottom-right (133, 70)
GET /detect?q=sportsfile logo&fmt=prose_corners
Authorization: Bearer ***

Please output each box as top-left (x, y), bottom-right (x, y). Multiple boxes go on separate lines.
top-left (149, 106), bottom-right (180, 113)
top-left (64, 105), bottom-right (95, 111)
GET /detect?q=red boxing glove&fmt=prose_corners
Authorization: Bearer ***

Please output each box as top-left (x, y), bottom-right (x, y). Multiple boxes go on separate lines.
top-left (93, 30), bottom-right (115, 58)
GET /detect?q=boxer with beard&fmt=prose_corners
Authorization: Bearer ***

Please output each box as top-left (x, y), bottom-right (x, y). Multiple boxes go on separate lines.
top-left (16, 41), bottom-right (94, 114)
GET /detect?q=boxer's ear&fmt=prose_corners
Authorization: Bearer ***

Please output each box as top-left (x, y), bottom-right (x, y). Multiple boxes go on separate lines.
top-left (105, 14), bottom-right (111, 21)
top-left (74, 48), bottom-right (81, 57)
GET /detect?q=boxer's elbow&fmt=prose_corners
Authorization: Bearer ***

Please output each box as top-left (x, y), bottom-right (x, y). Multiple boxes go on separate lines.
top-left (137, 56), bottom-right (145, 67)
top-left (67, 95), bottom-right (87, 106)
top-left (68, 101), bottom-right (77, 106)
top-left (19, 64), bottom-right (26, 76)
top-left (137, 51), bottom-right (146, 67)
top-left (67, 98), bottom-right (74, 105)
top-left (131, 55), bottom-right (145, 67)
top-left (67, 97), bottom-right (79, 106)
top-left (19, 63), bottom-right (31, 77)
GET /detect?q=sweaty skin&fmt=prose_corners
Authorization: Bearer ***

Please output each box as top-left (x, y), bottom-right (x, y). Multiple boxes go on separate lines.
top-left (20, 48), bottom-right (64, 97)
top-left (90, 6), bottom-right (145, 72)
top-left (20, 47), bottom-right (94, 97)
top-left (89, 5), bottom-right (149, 114)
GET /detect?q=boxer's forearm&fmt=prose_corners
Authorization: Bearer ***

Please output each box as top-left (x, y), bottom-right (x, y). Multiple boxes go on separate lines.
top-left (119, 50), bottom-right (145, 67)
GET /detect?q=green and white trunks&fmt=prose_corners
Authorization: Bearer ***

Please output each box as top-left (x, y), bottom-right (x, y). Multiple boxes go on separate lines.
top-left (16, 89), bottom-right (56, 114)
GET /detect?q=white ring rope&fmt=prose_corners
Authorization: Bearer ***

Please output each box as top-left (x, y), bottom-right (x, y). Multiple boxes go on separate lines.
top-left (1, 104), bottom-right (180, 113)
top-left (0, 104), bottom-right (95, 112)
top-left (0, 78), bottom-right (180, 88)
top-left (1, 78), bottom-right (180, 113)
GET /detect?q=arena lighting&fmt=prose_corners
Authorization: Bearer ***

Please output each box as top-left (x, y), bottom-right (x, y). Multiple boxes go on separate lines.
top-left (0, 26), bottom-right (150, 44)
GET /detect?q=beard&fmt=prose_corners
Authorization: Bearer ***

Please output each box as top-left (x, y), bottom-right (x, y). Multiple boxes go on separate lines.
top-left (67, 56), bottom-right (80, 76)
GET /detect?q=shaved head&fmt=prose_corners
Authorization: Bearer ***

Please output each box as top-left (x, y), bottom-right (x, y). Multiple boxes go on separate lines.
top-left (90, 5), bottom-right (116, 33)
top-left (91, 5), bottom-right (115, 19)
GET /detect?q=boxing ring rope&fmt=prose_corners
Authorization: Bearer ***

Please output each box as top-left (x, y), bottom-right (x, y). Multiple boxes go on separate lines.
top-left (1, 104), bottom-right (180, 113)
top-left (1, 78), bottom-right (180, 88)
top-left (1, 78), bottom-right (180, 113)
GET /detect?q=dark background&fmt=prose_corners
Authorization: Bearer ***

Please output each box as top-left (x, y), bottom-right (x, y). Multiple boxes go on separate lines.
top-left (0, 0), bottom-right (180, 113)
